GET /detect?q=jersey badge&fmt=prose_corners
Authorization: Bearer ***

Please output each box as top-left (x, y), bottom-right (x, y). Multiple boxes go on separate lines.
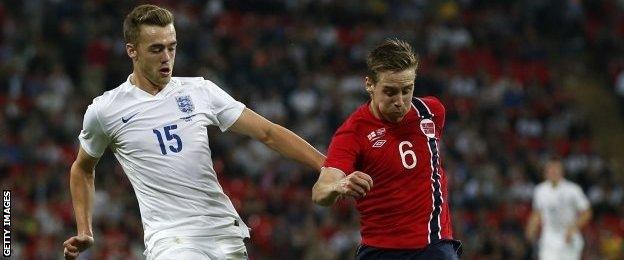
top-left (367, 128), bottom-right (386, 141)
top-left (176, 95), bottom-right (195, 121)
top-left (176, 95), bottom-right (195, 114)
top-left (420, 119), bottom-right (435, 138)
top-left (367, 131), bottom-right (376, 141)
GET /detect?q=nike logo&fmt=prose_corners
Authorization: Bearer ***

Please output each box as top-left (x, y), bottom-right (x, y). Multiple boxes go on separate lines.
top-left (121, 113), bottom-right (139, 123)
top-left (180, 114), bottom-right (199, 121)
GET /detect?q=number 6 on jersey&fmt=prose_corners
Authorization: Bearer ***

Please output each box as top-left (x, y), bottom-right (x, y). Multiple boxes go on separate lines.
top-left (399, 141), bottom-right (417, 169)
top-left (153, 124), bottom-right (183, 155)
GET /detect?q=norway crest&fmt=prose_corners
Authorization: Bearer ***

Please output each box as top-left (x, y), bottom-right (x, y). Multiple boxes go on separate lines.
top-left (176, 95), bottom-right (194, 113)
top-left (420, 119), bottom-right (436, 138)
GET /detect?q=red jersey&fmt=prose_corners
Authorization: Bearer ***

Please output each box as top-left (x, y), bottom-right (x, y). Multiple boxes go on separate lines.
top-left (324, 97), bottom-right (453, 249)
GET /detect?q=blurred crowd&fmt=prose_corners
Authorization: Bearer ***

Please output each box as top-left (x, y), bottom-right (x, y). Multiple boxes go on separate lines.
top-left (588, 0), bottom-right (624, 116)
top-left (1, 0), bottom-right (623, 259)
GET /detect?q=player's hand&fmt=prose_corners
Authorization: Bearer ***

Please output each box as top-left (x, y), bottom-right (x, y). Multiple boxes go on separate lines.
top-left (335, 171), bottom-right (373, 199)
top-left (63, 234), bottom-right (94, 259)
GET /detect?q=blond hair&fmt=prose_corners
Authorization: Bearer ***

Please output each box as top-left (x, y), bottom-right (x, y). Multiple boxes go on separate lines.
top-left (366, 39), bottom-right (419, 83)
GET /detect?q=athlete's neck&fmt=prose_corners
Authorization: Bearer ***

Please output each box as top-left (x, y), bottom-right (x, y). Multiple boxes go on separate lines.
top-left (130, 72), bottom-right (165, 96)
top-left (369, 102), bottom-right (381, 120)
top-left (549, 179), bottom-right (560, 187)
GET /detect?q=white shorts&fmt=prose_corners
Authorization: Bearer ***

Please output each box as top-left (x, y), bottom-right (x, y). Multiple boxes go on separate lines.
top-left (146, 236), bottom-right (248, 260)
top-left (538, 237), bottom-right (583, 260)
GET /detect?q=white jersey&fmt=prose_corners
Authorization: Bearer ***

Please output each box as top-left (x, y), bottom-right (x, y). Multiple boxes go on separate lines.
top-left (533, 179), bottom-right (589, 246)
top-left (79, 75), bottom-right (250, 252)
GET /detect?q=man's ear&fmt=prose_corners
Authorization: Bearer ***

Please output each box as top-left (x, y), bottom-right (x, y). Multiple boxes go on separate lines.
top-left (126, 43), bottom-right (137, 61)
top-left (365, 76), bottom-right (374, 93)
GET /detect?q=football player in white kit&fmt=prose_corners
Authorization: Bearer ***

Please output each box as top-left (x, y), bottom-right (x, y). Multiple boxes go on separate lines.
top-left (526, 157), bottom-right (592, 260)
top-left (62, 4), bottom-right (325, 260)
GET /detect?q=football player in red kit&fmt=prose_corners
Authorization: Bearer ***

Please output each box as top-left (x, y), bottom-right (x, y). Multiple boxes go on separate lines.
top-left (312, 39), bottom-right (461, 259)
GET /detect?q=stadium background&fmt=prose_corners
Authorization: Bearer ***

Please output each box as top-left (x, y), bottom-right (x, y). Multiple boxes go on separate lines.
top-left (1, 0), bottom-right (623, 259)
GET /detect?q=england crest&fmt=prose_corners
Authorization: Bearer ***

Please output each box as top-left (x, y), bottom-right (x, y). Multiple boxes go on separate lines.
top-left (176, 95), bottom-right (194, 113)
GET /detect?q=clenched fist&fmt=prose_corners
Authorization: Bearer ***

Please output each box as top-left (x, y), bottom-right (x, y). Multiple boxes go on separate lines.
top-left (63, 234), bottom-right (94, 259)
top-left (334, 171), bottom-right (374, 199)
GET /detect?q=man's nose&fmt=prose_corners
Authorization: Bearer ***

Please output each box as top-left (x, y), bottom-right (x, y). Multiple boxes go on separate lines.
top-left (395, 97), bottom-right (404, 107)
top-left (162, 50), bottom-right (172, 62)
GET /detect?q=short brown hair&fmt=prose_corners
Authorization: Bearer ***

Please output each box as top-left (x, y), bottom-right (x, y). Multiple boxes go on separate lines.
top-left (123, 4), bottom-right (174, 44)
top-left (366, 39), bottom-right (419, 83)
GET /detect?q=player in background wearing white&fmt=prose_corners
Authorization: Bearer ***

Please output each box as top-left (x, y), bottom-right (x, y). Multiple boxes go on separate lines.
top-left (62, 4), bottom-right (325, 260)
top-left (526, 157), bottom-right (592, 260)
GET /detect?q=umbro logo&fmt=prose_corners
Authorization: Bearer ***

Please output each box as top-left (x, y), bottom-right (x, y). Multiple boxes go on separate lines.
top-left (121, 112), bottom-right (139, 123)
top-left (372, 140), bottom-right (386, 148)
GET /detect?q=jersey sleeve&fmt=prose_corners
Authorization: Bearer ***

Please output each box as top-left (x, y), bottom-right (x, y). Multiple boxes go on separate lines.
top-left (573, 185), bottom-right (590, 211)
top-left (323, 122), bottom-right (361, 175)
top-left (78, 100), bottom-right (110, 158)
top-left (532, 186), bottom-right (543, 211)
top-left (203, 79), bottom-right (246, 132)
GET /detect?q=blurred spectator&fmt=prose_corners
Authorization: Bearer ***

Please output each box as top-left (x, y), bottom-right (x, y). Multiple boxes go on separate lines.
top-left (615, 69), bottom-right (624, 116)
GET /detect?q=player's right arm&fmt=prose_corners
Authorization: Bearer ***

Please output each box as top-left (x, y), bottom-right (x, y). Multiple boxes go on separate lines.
top-left (312, 168), bottom-right (373, 206)
top-left (63, 148), bottom-right (98, 259)
top-left (312, 115), bottom-right (373, 206)
top-left (526, 185), bottom-right (543, 242)
top-left (525, 209), bottom-right (541, 242)
top-left (64, 99), bottom-right (108, 259)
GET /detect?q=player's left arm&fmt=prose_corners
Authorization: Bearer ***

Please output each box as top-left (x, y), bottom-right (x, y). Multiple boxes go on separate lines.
top-left (229, 108), bottom-right (325, 170)
top-left (573, 208), bottom-right (592, 230)
top-left (574, 186), bottom-right (592, 230)
top-left (565, 187), bottom-right (592, 242)
top-left (566, 187), bottom-right (592, 237)
top-left (565, 208), bottom-right (592, 243)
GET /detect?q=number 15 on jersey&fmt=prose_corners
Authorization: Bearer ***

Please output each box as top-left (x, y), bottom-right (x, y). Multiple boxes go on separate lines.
top-left (153, 124), bottom-right (183, 155)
